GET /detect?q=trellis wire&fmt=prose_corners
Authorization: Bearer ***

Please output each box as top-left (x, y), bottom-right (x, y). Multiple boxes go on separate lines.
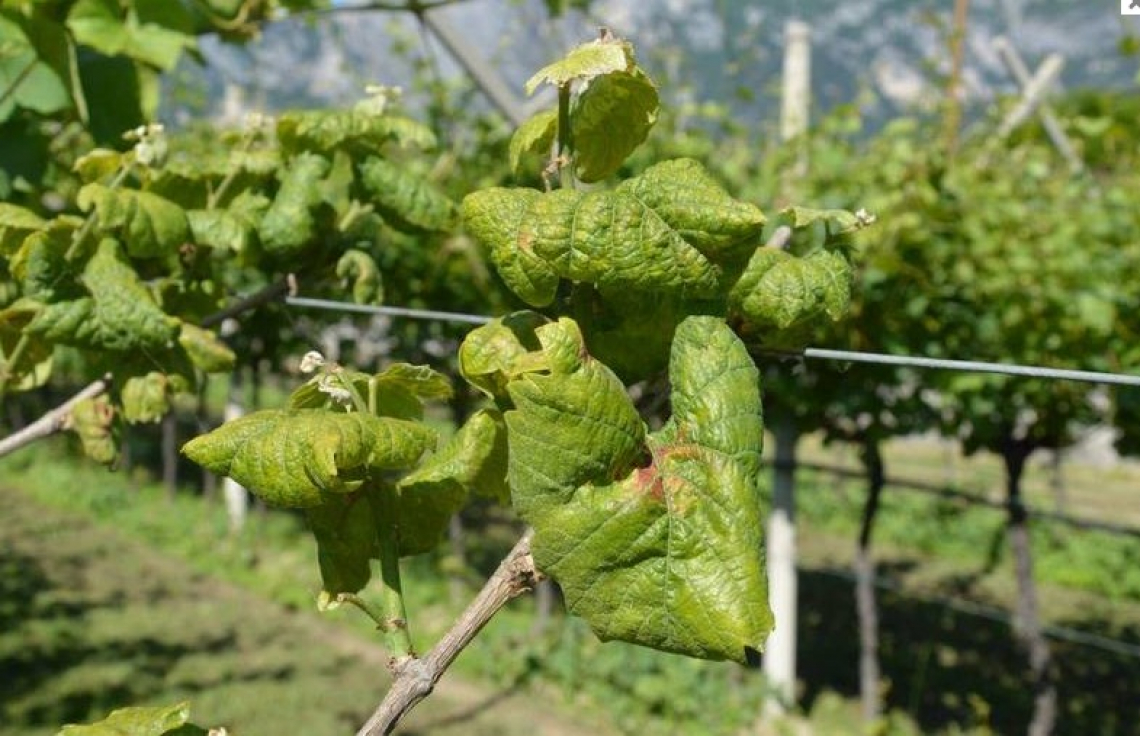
top-left (811, 566), bottom-right (1140, 661)
top-left (285, 296), bottom-right (1140, 388)
top-left (780, 459), bottom-right (1140, 540)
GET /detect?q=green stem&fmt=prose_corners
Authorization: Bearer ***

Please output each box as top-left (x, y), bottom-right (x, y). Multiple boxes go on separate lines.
top-left (66, 163), bottom-right (134, 261)
top-left (208, 132), bottom-right (256, 210)
top-left (368, 376), bottom-right (379, 416)
top-left (556, 83), bottom-right (573, 190)
top-left (331, 370), bottom-right (370, 414)
top-left (0, 57), bottom-right (37, 112)
top-left (0, 334), bottom-right (30, 400)
top-left (335, 593), bottom-right (389, 630)
top-left (375, 484), bottom-right (415, 659)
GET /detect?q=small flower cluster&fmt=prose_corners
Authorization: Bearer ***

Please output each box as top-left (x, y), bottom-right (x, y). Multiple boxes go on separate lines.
top-left (357, 84), bottom-right (403, 116)
top-left (123, 123), bottom-right (168, 167)
top-left (299, 351), bottom-right (354, 407)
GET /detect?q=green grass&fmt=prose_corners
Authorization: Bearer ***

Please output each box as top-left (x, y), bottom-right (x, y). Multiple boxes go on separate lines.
top-left (5, 435), bottom-right (1140, 735)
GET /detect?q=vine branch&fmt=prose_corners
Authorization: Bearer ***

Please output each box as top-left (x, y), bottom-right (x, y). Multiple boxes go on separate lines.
top-left (200, 275), bottom-right (296, 328)
top-left (355, 529), bottom-right (543, 736)
top-left (0, 376), bottom-right (110, 459)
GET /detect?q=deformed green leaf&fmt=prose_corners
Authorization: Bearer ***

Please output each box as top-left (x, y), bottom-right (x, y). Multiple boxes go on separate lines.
top-left (57, 701), bottom-right (203, 736)
top-left (177, 323), bottom-right (235, 373)
top-left (0, 203), bottom-right (45, 255)
top-left (729, 247), bottom-right (852, 330)
top-left (289, 364), bottom-right (451, 420)
top-left (73, 148), bottom-right (124, 183)
top-left (336, 249), bottom-right (383, 305)
top-left (457, 311), bottom-right (550, 400)
top-left (186, 208), bottom-right (255, 252)
top-left (509, 108), bottom-right (557, 176)
top-left (397, 408), bottom-right (510, 552)
top-left (120, 371), bottom-right (171, 423)
top-left (500, 319), bottom-right (647, 520)
top-left (277, 110), bottom-right (436, 154)
top-left (306, 492), bottom-right (377, 595)
top-left (26, 239), bottom-right (179, 352)
top-left (572, 68), bottom-right (658, 183)
top-left (503, 316), bottom-right (772, 663)
top-left (11, 224), bottom-right (84, 301)
top-left (358, 157), bottom-right (455, 233)
top-left (616, 159), bottom-right (765, 263)
top-left (461, 189), bottom-right (559, 306)
top-left (69, 395), bottom-right (118, 466)
top-left (258, 152), bottom-right (330, 254)
top-left (464, 159), bottom-right (764, 307)
top-left (182, 409), bottom-right (436, 507)
top-left (77, 184), bottom-right (191, 258)
top-left (525, 37), bottom-right (634, 94)
top-left (0, 298), bottom-right (54, 391)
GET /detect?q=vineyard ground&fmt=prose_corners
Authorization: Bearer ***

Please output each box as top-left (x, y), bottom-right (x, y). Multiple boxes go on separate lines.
top-left (3, 435), bottom-right (1140, 734)
top-left (0, 470), bottom-right (614, 736)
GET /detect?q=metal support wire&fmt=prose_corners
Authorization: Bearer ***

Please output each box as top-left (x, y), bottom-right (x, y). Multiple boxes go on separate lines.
top-left (809, 565), bottom-right (1140, 661)
top-left (802, 348), bottom-right (1140, 388)
top-left (285, 296), bottom-right (1140, 389)
top-left (286, 296), bottom-right (491, 326)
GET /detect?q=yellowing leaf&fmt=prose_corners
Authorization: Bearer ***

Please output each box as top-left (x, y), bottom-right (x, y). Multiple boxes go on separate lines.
top-left (0, 203), bottom-right (45, 256)
top-left (525, 38), bottom-right (634, 94)
top-left (509, 108), bottom-right (558, 176)
top-left (493, 315), bottom-right (772, 663)
top-left (336, 249), bottom-right (383, 305)
top-left (572, 68), bottom-right (659, 183)
top-left (26, 239), bottom-right (178, 352)
top-left (358, 157), bottom-right (455, 233)
top-left (57, 701), bottom-right (202, 735)
top-left (178, 323), bottom-right (235, 373)
top-left (182, 409), bottom-right (436, 507)
top-left (77, 184), bottom-right (190, 258)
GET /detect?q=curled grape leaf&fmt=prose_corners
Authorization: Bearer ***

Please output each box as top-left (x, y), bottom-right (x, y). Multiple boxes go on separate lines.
top-left (0, 203), bottom-right (45, 255)
top-left (729, 247), bottom-right (852, 330)
top-left (259, 152), bottom-right (330, 254)
top-left (358, 157), bottom-right (455, 233)
top-left (525, 37), bottom-right (634, 94)
top-left (461, 189), bottom-right (558, 306)
top-left (509, 108), bottom-right (557, 176)
top-left (336, 249), bottom-right (383, 305)
top-left (457, 311), bottom-right (550, 400)
top-left (186, 208), bottom-right (255, 252)
top-left (0, 299), bottom-right (54, 391)
top-left (69, 395), bottom-right (118, 466)
top-left (120, 371), bottom-right (171, 424)
top-left (73, 148), bottom-right (123, 183)
top-left (306, 491), bottom-right (377, 595)
top-left (77, 184), bottom-right (191, 258)
top-left (177, 323), bottom-right (236, 373)
top-left (484, 315), bottom-right (771, 662)
top-left (617, 159), bottom-right (765, 264)
top-left (11, 223), bottom-right (85, 301)
top-left (462, 159), bottom-right (764, 307)
top-left (26, 238), bottom-right (179, 352)
top-left (289, 363), bottom-right (451, 420)
top-left (277, 110), bottom-right (436, 153)
top-left (572, 67), bottom-right (658, 183)
top-left (397, 409), bottom-right (511, 545)
top-left (57, 701), bottom-right (205, 736)
top-left (182, 409), bottom-right (436, 507)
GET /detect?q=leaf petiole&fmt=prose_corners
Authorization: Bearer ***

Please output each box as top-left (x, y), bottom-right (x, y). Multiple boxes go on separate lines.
top-left (373, 484), bottom-right (415, 661)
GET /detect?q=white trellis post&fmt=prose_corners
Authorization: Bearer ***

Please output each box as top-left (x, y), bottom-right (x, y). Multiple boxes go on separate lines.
top-left (221, 318), bottom-right (248, 534)
top-left (992, 36), bottom-right (1082, 172)
top-left (762, 18), bottom-right (811, 720)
